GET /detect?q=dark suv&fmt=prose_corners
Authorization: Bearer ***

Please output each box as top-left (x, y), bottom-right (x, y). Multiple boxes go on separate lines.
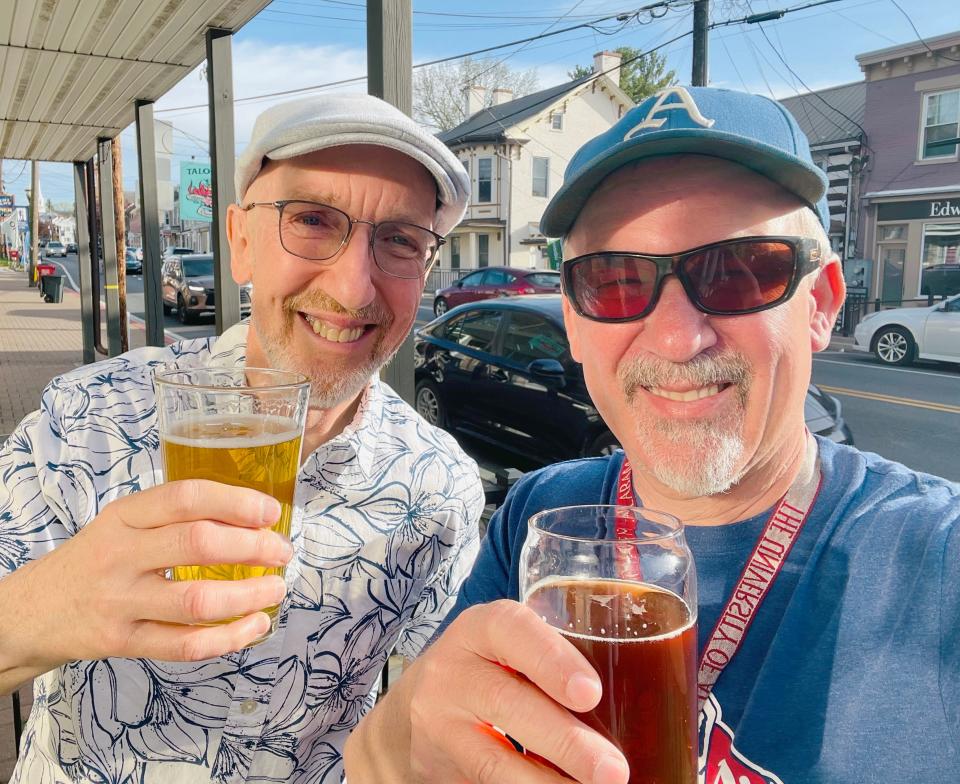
top-left (920, 264), bottom-right (960, 298)
top-left (161, 253), bottom-right (251, 324)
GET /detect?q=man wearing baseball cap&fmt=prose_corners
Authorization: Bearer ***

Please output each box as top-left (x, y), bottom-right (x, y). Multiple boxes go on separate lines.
top-left (345, 86), bottom-right (960, 783)
top-left (0, 94), bottom-right (484, 782)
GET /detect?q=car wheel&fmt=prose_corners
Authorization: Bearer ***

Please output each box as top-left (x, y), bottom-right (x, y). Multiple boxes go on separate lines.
top-left (585, 431), bottom-right (620, 457)
top-left (433, 297), bottom-right (448, 317)
top-left (176, 295), bottom-right (196, 325)
top-left (415, 380), bottom-right (446, 428)
top-left (873, 326), bottom-right (914, 366)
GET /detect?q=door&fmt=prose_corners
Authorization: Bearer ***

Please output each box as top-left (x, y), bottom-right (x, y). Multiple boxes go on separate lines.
top-left (880, 245), bottom-right (905, 305)
top-left (922, 296), bottom-right (960, 360)
top-left (448, 270), bottom-right (486, 308)
top-left (431, 308), bottom-right (504, 428)
top-left (480, 268), bottom-right (516, 300)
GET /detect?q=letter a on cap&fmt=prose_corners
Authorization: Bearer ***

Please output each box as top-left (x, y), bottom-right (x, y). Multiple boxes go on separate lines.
top-left (625, 86), bottom-right (715, 139)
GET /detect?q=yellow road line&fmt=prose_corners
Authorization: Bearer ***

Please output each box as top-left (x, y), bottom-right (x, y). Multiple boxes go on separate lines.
top-left (817, 384), bottom-right (960, 415)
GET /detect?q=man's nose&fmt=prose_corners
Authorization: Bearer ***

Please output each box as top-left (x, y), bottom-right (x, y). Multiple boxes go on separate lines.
top-left (636, 277), bottom-right (717, 363)
top-left (317, 223), bottom-right (378, 311)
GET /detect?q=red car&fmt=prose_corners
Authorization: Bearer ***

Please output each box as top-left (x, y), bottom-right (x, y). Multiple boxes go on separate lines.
top-left (433, 266), bottom-right (562, 316)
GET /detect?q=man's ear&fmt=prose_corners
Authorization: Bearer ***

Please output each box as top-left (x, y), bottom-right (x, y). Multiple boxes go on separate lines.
top-left (809, 254), bottom-right (846, 352)
top-left (561, 293), bottom-right (585, 363)
top-left (226, 203), bottom-right (252, 285)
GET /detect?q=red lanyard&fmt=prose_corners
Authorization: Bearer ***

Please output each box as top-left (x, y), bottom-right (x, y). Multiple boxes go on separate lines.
top-left (616, 433), bottom-right (822, 707)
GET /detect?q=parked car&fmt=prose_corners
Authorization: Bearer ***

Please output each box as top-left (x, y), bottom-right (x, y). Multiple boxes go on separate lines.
top-left (415, 296), bottom-right (852, 467)
top-left (45, 241), bottom-right (66, 258)
top-left (853, 293), bottom-right (960, 366)
top-left (920, 264), bottom-right (960, 298)
top-left (124, 248), bottom-right (142, 274)
top-left (65, 242), bottom-right (78, 254)
top-left (162, 246), bottom-right (195, 260)
top-left (161, 253), bottom-right (251, 324)
top-left (433, 266), bottom-right (561, 316)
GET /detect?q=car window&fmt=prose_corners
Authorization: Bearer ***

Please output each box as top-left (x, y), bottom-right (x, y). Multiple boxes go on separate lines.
top-left (183, 258), bottom-right (214, 277)
top-left (944, 297), bottom-right (960, 313)
top-left (458, 271), bottom-right (485, 288)
top-left (525, 272), bottom-right (561, 288)
top-left (482, 269), bottom-right (513, 286)
top-left (500, 311), bottom-right (569, 365)
top-left (441, 310), bottom-right (501, 352)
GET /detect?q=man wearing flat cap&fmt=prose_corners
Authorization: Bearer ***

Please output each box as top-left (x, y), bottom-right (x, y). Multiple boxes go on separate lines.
top-left (0, 94), bottom-right (483, 782)
top-left (346, 86), bottom-right (960, 783)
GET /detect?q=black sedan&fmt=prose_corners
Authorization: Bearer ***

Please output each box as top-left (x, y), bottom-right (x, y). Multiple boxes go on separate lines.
top-left (414, 296), bottom-right (852, 468)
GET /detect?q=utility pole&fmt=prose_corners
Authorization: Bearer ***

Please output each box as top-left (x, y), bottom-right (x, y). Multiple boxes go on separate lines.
top-left (692, 0), bottom-right (710, 87)
top-left (112, 137), bottom-right (129, 352)
top-left (29, 160), bottom-right (39, 285)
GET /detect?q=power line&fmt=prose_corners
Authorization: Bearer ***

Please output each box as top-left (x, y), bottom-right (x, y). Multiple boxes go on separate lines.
top-left (887, 0), bottom-right (960, 63)
top-left (156, 2), bottom-right (681, 115)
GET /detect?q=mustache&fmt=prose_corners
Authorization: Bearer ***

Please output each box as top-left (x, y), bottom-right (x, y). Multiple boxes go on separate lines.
top-left (619, 350), bottom-right (752, 400)
top-left (283, 290), bottom-right (391, 326)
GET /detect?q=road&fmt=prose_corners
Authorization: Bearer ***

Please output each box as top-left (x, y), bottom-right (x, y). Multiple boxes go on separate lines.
top-left (811, 348), bottom-right (959, 482)
top-left (45, 252), bottom-right (960, 482)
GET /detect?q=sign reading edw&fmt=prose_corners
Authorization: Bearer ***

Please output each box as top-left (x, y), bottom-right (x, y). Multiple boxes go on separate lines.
top-left (930, 200), bottom-right (960, 218)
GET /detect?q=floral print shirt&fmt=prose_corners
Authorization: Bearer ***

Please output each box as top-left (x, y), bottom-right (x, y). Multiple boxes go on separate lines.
top-left (0, 324), bottom-right (483, 783)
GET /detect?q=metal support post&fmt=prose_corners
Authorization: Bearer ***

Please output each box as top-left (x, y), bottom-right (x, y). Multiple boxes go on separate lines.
top-left (206, 28), bottom-right (241, 335)
top-left (368, 0), bottom-right (416, 403)
top-left (135, 100), bottom-right (165, 347)
top-left (692, 0), bottom-right (710, 87)
top-left (74, 160), bottom-right (97, 364)
top-left (97, 137), bottom-right (124, 357)
top-left (28, 160), bottom-right (38, 285)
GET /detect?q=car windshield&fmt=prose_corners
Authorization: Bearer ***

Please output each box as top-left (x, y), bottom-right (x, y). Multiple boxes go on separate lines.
top-left (183, 259), bottom-right (213, 277)
top-left (525, 272), bottom-right (561, 287)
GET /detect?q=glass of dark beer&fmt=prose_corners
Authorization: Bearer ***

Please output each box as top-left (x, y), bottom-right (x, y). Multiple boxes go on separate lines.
top-left (521, 505), bottom-right (698, 784)
top-left (155, 367), bottom-right (310, 644)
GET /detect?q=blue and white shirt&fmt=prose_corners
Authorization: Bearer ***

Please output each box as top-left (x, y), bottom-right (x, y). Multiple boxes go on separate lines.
top-left (0, 323), bottom-right (484, 784)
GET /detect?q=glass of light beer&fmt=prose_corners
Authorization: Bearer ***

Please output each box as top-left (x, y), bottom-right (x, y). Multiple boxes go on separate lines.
top-left (521, 505), bottom-right (698, 784)
top-left (155, 367), bottom-right (310, 643)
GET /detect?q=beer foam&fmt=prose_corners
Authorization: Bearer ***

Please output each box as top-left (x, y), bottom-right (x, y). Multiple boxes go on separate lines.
top-left (163, 414), bottom-right (301, 449)
top-left (555, 619), bottom-right (695, 645)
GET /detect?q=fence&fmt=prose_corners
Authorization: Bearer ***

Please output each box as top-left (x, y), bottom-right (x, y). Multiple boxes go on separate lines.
top-left (834, 292), bottom-right (947, 336)
top-left (424, 266), bottom-right (464, 294)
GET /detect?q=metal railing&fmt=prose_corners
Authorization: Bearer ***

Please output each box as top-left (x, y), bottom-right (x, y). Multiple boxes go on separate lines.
top-left (424, 266), bottom-right (466, 294)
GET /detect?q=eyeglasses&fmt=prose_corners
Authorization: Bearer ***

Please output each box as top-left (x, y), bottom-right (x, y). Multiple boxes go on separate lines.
top-left (241, 199), bottom-right (445, 280)
top-left (561, 236), bottom-right (822, 322)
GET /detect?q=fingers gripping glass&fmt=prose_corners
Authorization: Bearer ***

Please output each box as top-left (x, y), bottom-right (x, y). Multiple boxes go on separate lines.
top-left (562, 236), bottom-right (822, 322)
top-left (241, 200), bottom-right (445, 280)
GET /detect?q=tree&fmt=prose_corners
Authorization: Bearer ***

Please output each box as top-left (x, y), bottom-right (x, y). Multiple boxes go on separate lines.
top-left (413, 56), bottom-right (539, 132)
top-left (569, 46), bottom-right (677, 104)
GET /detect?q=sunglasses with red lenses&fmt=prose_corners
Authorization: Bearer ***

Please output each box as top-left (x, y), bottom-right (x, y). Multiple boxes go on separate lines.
top-left (561, 236), bottom-right (822, 323)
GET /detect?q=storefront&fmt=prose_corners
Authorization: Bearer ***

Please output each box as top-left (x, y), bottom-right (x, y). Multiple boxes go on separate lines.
top-left (863, 192), bottom-right (960, 304)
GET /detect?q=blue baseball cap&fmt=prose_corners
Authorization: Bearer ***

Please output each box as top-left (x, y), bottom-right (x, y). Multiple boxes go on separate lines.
top-left (540, 86), bottom-right (829, 238)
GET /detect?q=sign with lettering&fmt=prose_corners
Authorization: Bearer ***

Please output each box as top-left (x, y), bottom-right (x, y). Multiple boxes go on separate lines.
top-left (179, 161), bottom-right (213, 222)
top-left (876, 198), bottom-right (960, 221)
top-left (0, 193), bottom-right (13, 219)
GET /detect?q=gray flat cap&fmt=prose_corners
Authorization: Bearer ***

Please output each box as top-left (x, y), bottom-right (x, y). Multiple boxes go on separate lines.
top-left (235, 94), bottom-right (469, 236)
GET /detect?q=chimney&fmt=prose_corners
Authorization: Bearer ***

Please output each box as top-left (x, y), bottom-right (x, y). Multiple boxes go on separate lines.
top-left (492, 88), bottom-right (514, 106)
top-left (463, 85), bottom-right (488, 117)
top-left (593, 50), bottom-right (622, 86)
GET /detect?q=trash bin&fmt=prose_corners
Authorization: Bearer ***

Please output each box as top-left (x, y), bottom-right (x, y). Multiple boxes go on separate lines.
top-left (40, 274), bottom-right (64, 303)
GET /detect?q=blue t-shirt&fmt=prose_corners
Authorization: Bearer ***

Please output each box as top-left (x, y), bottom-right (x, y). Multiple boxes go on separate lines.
top-left (443, 437), bottom-right (960, 783)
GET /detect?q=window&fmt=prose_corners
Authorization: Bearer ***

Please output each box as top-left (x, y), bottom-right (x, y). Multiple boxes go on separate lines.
top-left (921, 89), bottom-right (959, 159)
top-left (525, 272), bottom-right (562, 288)
top-left (532, 157), bottom-right (549, 198)
top-left (879, 224), bottom-right (906, 241)
top-left (550, 112), bottom-right (564, 130)
top-left (441, 310), bottom-right (502, 353)
top-left (483, 269), bottom-right (514, 286)
top-left (459, 270), bottom-right (485, 287)
top-left (919, 222), bottom-right (960, 296)
top-left (450, 236), bottom-right (461, 269)
top-left (478, 158), bottom-right (492, 203)
top-left (500, 311), bottom-right (569, 366)
top-left (478, 234), bottom-right (490, 267)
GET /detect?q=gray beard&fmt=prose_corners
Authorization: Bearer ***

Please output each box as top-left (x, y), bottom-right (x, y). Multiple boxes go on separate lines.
top-left (618, 351), bottom-right (752, 498)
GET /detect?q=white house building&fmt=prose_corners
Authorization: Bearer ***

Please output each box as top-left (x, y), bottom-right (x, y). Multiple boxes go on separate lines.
top-left (437, 52), bottom-right (633, 271)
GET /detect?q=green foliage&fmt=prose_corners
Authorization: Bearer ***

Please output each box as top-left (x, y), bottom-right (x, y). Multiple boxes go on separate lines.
top-left (569, 47), bottom-right (677, 103)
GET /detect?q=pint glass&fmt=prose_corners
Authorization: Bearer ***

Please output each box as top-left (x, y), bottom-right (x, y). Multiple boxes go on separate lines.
top-left (521, 505), bottom-right (698, 784)
top-left (155, 367), bottom-right (310, 641)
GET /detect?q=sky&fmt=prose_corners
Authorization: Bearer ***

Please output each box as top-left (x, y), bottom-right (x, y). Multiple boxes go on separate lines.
top-left (3, 0), bottom-right (957, 209)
